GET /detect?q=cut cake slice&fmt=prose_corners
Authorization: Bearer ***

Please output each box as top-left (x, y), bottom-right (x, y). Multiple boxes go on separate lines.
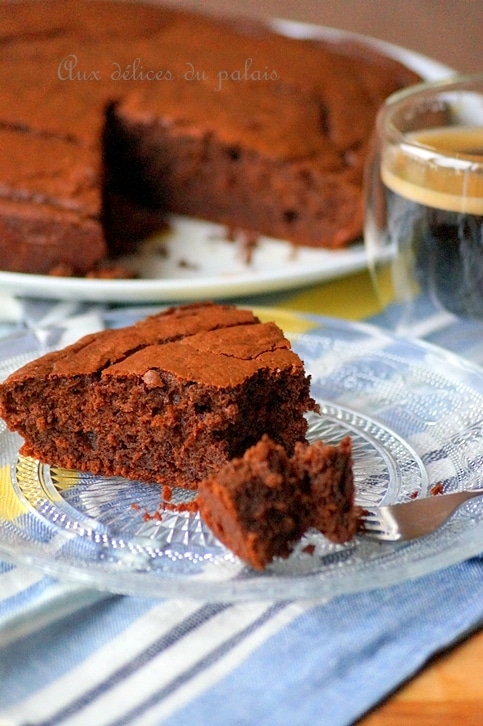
top-left (0, 303), bottom-right (317, 489)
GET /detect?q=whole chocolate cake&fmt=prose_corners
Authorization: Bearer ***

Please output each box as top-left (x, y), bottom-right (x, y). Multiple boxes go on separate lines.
top-left (0, 303), bottom-right (318, 489)
top-left (0, 0), bottom-right (421, 275)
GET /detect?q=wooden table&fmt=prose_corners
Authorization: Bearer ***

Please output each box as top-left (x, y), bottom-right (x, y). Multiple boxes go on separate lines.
top-left (358, 628), bottom-right (483, 725)
top-left (170, 1), bottom-right (483, 721)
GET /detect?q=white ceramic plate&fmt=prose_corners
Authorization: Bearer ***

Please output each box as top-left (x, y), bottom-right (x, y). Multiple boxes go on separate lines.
top-left (1, 311), bottom-right (482, 600)
top-left (0, 23), bottom-right (453, 303)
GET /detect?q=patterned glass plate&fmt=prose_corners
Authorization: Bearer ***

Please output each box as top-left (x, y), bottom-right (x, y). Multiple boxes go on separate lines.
top-left (1, 310), bottom-right (483, 601)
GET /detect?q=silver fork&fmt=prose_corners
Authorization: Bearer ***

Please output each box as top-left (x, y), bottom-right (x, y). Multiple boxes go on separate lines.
top-left (360, 488), bottom-right (483, 541)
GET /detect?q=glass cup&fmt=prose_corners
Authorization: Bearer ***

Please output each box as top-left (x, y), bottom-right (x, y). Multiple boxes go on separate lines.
top-left (364, 73), bottom-right (483, 334)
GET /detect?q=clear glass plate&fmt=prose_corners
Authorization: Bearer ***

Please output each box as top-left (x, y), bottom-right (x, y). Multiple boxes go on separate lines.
top-left (1, 312), bottom-right (483, 601)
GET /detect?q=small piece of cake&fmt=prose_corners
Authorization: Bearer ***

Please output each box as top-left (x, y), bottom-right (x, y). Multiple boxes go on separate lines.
top-left (293, 437), bottom-right (357, 543)
top-left (197, 435), bottom-right (356, 570)
top-left (198, 436), bottom-right (309, 571)
top-left (0, 303), bottom-right (317, 489)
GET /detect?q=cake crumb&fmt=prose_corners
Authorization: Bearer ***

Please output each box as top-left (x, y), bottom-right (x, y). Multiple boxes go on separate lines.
top-left (85, 261), bottom-right (136, 279)
top-left (143, 509), bottom-right (163, 522)
top-left (162, 485), bottom-right (173, 502)
top-left (302, 543), bottom-right (316, 556)
top-left (49, 262), bottom-right (76, 277)
top-left (177, 258), bottom-right (199, 270)
top-left (142, 369), bottom-right (164, 388)
top-left (225, 226), bottom-right (260, 265)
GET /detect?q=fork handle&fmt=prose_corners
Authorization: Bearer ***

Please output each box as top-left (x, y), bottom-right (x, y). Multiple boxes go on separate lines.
top-left (395, 488), bottom-right (483, 540)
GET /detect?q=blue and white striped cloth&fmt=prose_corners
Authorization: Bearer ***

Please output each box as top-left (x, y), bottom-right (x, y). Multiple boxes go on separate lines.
top-left (0, 292), bottom-right (482, 726)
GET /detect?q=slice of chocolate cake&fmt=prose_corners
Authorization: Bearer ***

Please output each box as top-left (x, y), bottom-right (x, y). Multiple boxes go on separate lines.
top-left (197, 435), bottom-right (356, 570)
top-left (0, 303), bottom-right (317, 489)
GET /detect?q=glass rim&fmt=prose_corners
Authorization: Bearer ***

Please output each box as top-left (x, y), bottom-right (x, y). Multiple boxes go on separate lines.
top-left (378, 71), bottom-right (483, 164)
top-left (383, 71), bottom-right (483, 109)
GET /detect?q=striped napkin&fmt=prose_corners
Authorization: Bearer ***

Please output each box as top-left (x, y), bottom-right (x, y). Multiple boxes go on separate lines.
top-left (0, 292), bottom-right (482, 726)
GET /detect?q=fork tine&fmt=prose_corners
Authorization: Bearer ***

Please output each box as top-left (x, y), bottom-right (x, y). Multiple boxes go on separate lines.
top-left (358, 515), bottom-right (384, 532)
top-left (359, 506), bottom-right (402, 540)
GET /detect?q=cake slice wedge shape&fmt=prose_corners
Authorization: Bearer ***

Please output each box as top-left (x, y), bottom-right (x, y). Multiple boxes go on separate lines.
top-left (0, 303), bottom-right (317, 489)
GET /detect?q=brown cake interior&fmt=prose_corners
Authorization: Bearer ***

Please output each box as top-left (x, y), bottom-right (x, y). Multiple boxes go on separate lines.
top-left (294, 436), bottom-right (357, 543)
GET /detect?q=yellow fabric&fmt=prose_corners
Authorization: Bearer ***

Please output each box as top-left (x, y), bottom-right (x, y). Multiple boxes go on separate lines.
top-left (0, 464), bottom-right (28, 519)
top-left (275, 269), bottom-right (382, 320)
top-left (49, 468), bottom-right (80, 494)
top-left (253, 306), bottom-right (318, 334)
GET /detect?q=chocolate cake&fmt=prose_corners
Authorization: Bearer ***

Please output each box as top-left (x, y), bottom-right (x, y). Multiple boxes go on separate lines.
top-left (0, 129), bottom-right (104, 275)
top-left (197, 435), bottom-right (356, 570)
top-left (293, 436), bottom-right (357, 544)
top-left (0, 0), bottom-right (421, 275)
top-left (0, 303), bottom-right (317, 489)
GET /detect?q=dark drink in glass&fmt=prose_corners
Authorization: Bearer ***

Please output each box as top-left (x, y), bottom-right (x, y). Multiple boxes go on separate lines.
top-left (365, 75), bottom-right (483, 329)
